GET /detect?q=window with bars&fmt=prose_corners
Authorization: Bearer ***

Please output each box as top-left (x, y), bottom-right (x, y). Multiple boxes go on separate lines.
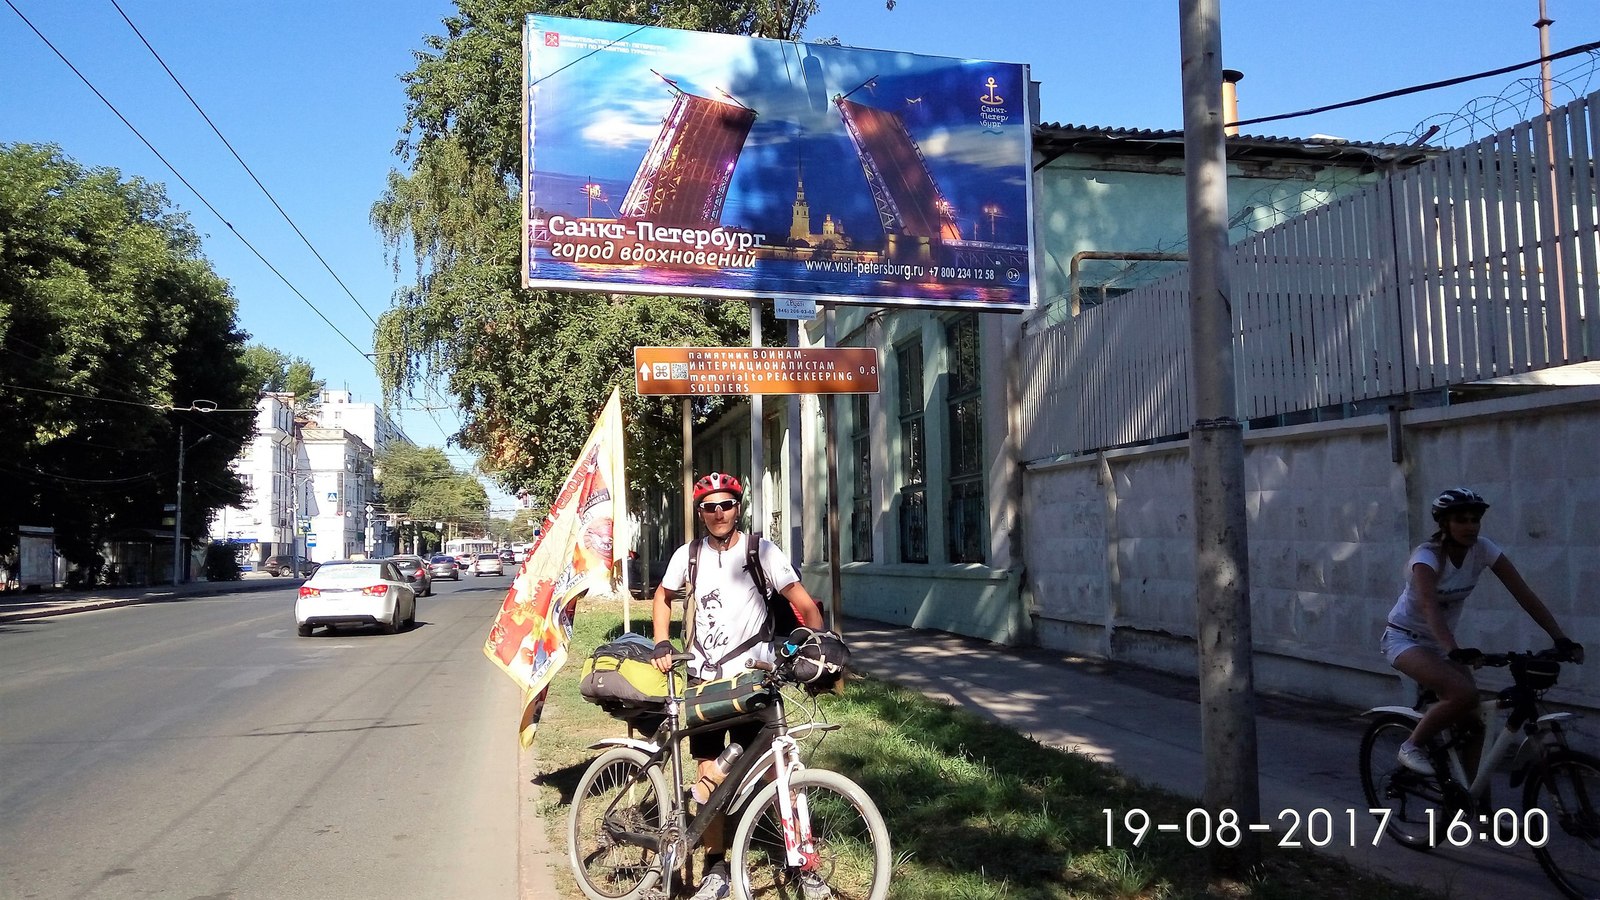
top-left (850, 393), bottom-right (872, 561)
top-left (945, 314), bottom-right (985, 563)
top-left (896, 339), bottom-right (928, 563)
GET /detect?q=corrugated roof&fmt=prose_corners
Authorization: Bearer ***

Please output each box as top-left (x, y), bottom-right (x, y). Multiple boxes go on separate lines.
top-left (1033, 122), bottom-right (1440, 167)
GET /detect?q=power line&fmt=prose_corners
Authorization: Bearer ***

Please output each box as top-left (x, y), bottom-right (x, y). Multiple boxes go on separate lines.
top-left (108, 0), bottom-right (380, 328)
top-left (4, 0), bottom-right (373, 361)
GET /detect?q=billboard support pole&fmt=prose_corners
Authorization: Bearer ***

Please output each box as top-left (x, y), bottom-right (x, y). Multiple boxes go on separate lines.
top-left (786, 318), bottom-right (804, 563)
top-left (823, 305), bottom-right (842, 633)
top-left (682, 398), bottom-right (694, 550)
top-left (749, 300), bottom-right (764, 543)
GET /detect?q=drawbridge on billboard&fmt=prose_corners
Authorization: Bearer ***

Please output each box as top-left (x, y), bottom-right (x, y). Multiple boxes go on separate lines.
top-left (523, 15), bottom-right (1037, 312)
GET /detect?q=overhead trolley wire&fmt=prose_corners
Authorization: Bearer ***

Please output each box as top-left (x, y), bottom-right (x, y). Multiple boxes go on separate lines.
top-left (5, 0), bottom-right (372, 362)
top-left (108, 0), bottom-right (379, 328)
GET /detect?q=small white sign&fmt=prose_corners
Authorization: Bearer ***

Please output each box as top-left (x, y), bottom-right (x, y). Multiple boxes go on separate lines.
top-left (773, 298), bottom-right (817, 320)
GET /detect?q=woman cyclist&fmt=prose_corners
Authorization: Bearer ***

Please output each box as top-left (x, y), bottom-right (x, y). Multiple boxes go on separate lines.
top-left (1382, 487), bottom-right (1584, 775)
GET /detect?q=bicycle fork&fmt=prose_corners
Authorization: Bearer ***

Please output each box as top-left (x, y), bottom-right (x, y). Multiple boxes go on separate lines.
top-left (769, 735), bottom-right (820, 871)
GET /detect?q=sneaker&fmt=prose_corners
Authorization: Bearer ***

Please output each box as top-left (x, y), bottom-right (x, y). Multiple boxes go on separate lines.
top-left (690, 865), bottom-right (730, 900)
top-left (1397, 743), bottom-right (1435, 776)
top-left (799, 872), bottom-right (833, 900)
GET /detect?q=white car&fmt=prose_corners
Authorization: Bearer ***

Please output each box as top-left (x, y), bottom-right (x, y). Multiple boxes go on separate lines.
top-left (471, 553), bottom-right (504, 577)
top-left (295, 560), bottom-right (417, 636)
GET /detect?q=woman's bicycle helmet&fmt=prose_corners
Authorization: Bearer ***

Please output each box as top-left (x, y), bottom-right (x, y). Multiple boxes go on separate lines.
top-left (1431, 487), bottom-right (1490, 522)
top-left (693, 472), bottom-right (743, 502)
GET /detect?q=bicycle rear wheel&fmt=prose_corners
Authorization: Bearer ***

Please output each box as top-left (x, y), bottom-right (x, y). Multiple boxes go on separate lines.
top-left (1525, 750), bottom-right (1600, 900)
top-left (729, 768), bottom-right (891, 900)
top-left (567, 746), bottom-right (671, 900)
top-left (1359, 715), bottom-right (1447, 850)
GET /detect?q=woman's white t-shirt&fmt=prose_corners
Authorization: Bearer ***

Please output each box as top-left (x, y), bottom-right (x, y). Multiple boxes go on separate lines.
top-left (1386, 536), bottom-right (1504, 640)
top-left (659, 533), bottom-right (801, 680)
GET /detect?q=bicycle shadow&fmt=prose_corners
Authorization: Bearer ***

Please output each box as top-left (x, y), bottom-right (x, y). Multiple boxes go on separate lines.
top-left (533, 760), bottom-right (589, 804)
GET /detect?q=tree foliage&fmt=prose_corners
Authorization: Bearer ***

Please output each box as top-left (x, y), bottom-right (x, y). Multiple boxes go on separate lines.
top-left (375, 443), bottom-right (489, 527)
top-left (372, 0), bottom-right (888, 510)
top-left (241, 344), bottom-right (325, 411)
top-left (0, 143), bottom-right (256, 574)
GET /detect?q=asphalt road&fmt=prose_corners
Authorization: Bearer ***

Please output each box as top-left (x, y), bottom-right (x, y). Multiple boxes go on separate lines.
top-left (0, 573), bottom-right (530, 900)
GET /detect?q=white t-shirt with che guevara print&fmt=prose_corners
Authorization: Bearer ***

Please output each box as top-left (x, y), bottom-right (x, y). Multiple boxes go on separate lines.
top-left (660, 532), bottom-right (800, 680)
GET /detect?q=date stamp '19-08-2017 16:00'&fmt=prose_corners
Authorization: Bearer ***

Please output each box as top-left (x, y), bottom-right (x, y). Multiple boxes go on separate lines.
top-left (1104, 806), bottom-right (1553, 851)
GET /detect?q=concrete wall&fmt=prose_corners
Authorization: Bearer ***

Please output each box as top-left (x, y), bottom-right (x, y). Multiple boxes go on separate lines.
top-left (1024, 385), bottom-right (1600, 713)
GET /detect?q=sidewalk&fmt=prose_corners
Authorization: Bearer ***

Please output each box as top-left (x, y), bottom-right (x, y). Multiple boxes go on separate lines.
top-left (0, 572), bottom-right (289, 623)
top-left (841, 618), bottom-right (1556, 899)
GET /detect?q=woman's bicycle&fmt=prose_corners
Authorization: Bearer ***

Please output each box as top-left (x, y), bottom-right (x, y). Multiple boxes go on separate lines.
top-left (566, 647), bottom-right (891, 900)
top-left (1359, 648), bottom-right (1598, 899)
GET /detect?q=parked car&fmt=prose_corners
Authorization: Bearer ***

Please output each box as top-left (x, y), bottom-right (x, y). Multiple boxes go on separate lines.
top-left (428, 554), bottom-right (461, 580)
top-left (388, 554), bottom-right (433, 597)
top-left (294, 560), bottom-right (416, 636)
top-left (472, 553), bottom-right (504, 577)
top-left (263, 555), bottom-right (318, 577)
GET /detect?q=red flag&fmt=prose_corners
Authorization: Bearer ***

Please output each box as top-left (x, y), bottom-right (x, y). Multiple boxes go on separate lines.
top-left (483, 389), bottom-right (627, 745)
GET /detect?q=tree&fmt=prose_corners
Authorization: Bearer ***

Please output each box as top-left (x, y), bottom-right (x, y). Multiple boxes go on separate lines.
top-left (241, 344), bottom-right (325, 411)
top-left (375, 444), bottom-right (489, 530)
top-left (371, 1), bottom-right (888, 508)
top-left (0, 143), bottom-right (256, 573)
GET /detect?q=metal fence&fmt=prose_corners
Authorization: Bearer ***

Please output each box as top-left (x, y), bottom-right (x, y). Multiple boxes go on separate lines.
top-left (1021, 91), bottom-right (1600, 461)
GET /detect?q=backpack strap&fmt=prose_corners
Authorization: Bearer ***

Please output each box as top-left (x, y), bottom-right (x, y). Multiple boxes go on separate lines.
top-left (745, 537), bottom-right (805, 640)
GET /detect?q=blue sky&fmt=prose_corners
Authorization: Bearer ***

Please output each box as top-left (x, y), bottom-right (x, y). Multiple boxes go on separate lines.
top-left (4, 0), bottom-right (1597, 510)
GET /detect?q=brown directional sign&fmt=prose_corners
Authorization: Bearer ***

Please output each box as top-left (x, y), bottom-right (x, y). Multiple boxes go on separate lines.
top-left (633, 347), bottom-right (880, 396)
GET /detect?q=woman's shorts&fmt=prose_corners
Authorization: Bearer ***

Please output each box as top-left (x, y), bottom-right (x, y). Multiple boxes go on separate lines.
top-left (1381, 624), bottom-right (1445, 666)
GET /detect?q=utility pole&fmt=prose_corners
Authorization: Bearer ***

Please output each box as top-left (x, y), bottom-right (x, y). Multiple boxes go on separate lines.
top-left (173, 425), bottom-right (185, 585)
top-left (1180, 0), bottom-right (1259, 874)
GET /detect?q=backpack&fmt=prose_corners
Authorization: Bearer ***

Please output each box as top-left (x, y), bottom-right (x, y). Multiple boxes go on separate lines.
top-left (578, 633), bottom-right (668, 722)
top-left (683, 536), bottom-right (808, 679)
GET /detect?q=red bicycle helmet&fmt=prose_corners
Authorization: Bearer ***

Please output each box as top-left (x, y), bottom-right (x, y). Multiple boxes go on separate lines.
top-left (693, 472), bottom-right (743, 502)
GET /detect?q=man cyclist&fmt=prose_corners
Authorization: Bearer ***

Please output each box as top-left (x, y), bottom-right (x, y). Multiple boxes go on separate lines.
top-left (1382, 487), bottom-right (1583, 776)
top-left (650, 471), bottom-right (825, 900)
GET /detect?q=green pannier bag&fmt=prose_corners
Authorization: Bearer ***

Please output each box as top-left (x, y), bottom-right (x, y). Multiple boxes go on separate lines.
top-left (579, 634), bottom-right (669, 722)
top-left (684, 670), bottom-right (775, 725)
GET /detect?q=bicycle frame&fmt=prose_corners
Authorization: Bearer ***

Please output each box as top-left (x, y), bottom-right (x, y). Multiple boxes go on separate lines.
top-left (583, 663), bottom-right (830, 886)
top-left (1364, 668), bottom-right (1579, 804)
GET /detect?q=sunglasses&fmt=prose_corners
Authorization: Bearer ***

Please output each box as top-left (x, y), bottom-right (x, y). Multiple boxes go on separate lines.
top-left (1450, 513), bottom-right (1483, 523)
top-left (697, 499), bottom-right (739, 513)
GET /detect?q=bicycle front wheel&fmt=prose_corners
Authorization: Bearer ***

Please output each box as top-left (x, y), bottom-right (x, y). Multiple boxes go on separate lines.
top-left (729, 768), bottom-right (891, 900)
top-left (1525, 750), bottom-right (1600, 900)
top-left (567, 746), bottom-right (670, 900)
top-left (1359, 715), bottom-right (1446, 851)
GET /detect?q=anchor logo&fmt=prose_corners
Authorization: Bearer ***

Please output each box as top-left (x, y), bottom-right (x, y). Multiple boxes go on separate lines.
top-left (981, 77), bottom-right (1003, 105)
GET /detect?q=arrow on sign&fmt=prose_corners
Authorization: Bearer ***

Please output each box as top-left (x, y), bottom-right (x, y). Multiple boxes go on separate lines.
top-left (638, 362), bottom-right (651, 381)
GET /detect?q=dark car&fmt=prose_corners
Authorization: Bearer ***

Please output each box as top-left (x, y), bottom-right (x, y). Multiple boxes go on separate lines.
top-left (263, 555), bottom-right (318, 577)
top-left (498, 548), bottom-right (516, 565)
top-left (428, 554), bottom-right (461, 581)
top-left (387, 554), bottom-right (432, 597)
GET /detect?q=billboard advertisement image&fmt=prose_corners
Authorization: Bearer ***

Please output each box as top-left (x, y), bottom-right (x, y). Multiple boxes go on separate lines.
top-left (524, 15), bottom-right (1037, 311)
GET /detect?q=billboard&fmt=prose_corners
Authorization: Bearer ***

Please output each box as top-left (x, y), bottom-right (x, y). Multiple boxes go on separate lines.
top-left (524, 15), bottom-right (1037, 312)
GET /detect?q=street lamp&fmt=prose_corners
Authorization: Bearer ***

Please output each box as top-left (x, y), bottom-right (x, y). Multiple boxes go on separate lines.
top-left (982, 203), bottom-right (1002, 241)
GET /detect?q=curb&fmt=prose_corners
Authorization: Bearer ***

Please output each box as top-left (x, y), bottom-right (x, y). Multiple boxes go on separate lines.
top-left (0, 578), bottom-right (289, 624)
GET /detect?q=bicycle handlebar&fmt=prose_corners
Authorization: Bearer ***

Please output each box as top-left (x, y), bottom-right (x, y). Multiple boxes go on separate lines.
top-left (1474, 648), bottom-right (1580, 667)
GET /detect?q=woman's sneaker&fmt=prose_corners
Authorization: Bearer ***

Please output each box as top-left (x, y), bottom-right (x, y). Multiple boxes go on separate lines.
top-left (1397, 743), bottom-right (1435, 776)
top-left (690, 863), bottom-right (730, 900)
